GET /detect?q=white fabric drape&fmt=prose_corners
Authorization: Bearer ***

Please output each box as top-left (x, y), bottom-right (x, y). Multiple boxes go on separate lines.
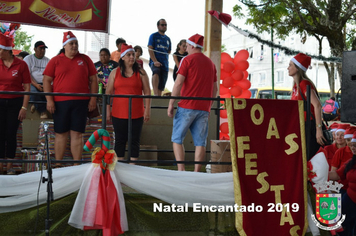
top-left (0, 161), bottom-right (326, 236)
top-left (0, 163), bottom-right (235, 213)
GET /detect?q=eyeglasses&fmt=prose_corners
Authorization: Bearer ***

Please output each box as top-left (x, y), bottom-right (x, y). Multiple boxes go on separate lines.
top-left (160, 24), bottom-right (167, 26)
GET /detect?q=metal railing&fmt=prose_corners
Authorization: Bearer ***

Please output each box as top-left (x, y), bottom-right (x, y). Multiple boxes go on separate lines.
top-left (0, 90), bottom-right (232, 169)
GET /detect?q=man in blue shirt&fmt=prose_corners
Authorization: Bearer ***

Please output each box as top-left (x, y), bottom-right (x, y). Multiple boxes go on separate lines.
top-left (148, 19), bottom-right (171, 96)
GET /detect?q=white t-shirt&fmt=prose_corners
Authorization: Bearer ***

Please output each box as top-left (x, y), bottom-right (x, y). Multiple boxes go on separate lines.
top-left (23, 54), bottom-right (50, 83)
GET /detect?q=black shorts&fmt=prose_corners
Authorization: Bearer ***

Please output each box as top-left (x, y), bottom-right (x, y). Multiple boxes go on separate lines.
top-left (53, 100), bottom-right (89, 133)
top-left (150, 64), bottom-right (168, 91)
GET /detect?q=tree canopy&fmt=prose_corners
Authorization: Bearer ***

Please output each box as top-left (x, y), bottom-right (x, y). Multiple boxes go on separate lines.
top-left (233, 0), bottom-right (356, 95)
top-left (14, 29), bottom-right (33, 53)
top-left (233, 0), bottom-right (356, 57)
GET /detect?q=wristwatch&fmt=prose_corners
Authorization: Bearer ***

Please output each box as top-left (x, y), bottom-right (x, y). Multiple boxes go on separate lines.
top-left (316, 124), bottom-right (322, 128)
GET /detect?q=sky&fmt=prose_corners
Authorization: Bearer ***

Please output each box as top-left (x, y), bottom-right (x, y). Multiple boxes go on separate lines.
top-left (20, 0), bottom-right (242, 90)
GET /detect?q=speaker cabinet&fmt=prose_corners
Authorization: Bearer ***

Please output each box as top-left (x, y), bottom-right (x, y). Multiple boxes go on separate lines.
top-left (341, 50), bottom-right (356, 123)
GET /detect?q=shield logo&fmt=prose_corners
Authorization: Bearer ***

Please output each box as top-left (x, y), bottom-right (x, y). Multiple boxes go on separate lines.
top-left (315, 193), bottom-right (342, 224)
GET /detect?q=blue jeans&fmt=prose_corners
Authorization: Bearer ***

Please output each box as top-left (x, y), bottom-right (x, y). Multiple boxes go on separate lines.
top-left (171, 107), bottom-right (209, 146)
top-left (30, 84), bottom-right (47, 113)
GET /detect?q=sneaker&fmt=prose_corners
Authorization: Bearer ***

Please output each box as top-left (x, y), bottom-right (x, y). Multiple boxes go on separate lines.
top-left (31, 104), bottom-right (36, 113)
top-left (7, 168), bottom-right (16, 175)
top-left (40, 112), bottom-right (48, 119)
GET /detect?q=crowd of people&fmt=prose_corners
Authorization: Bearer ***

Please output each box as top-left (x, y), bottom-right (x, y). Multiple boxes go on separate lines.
top-left (289, 53), bottom-right (356, 235)
top-left (0, 15), bottom-right (355, 235)
top-left (0, 18), bottom-right (218, 175)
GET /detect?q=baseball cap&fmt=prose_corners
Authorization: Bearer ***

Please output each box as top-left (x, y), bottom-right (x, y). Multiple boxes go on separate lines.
top-left (34, 41), bottom-right (48, 48)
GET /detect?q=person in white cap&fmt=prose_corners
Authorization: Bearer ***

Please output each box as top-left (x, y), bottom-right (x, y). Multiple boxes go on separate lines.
top-left (168, 33), bottom-right (218, 172)
top-left (43, 31), bottom-right (98, 168)
top-left (329, 131), bottom-right (356, 236)
top-left (324, 123), bottom-right (349, 170)
top-left (0, 33), bottom-right (31, 175)
top-left (289, 53), bottom-right (324, 159)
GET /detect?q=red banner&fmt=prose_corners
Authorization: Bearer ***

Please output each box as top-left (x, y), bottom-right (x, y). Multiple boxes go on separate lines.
top-left (0, 0), bottom-right (109, 32)
top-left (226, 98), bottom-right (308, 236)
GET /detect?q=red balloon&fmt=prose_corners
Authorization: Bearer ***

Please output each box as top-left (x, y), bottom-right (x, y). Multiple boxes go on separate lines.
top-left (220, 84), bottom-right (230, 95)
top-left (234, 50), bottom-right (249, 64)
top-left (221, 52), bottom-right (233, 64)
top-left (223, 76), bottom-right (234, 88)
top-left (236, 79), bottom-right (251, 90)
top-left (220, 70), bottom-right (230, 81)
top-left (223, 61), bottom-right (235, 73)
top-left (220, 109), bottom-right (227, 118)
top-left (231, 70), bottom-right (243, 81)
top-left (238, 89), bottom-right (252, 98)
top-left (230, 86), bottom-right (243, 97)
top-left (220, 122), bottom-right (229, 134)
top-left (219, 132), bottom-right (230, 140)
top-left (220, 93), bottom-right (231, 98)
top-left (236, 60), bottom-right (249, 71)
top-left (243, 70), bottom-right (249, 80)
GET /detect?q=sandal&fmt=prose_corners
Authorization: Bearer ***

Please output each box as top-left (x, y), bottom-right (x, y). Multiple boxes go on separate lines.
top-left (7, 168), bottom-right (16, 175)
top-left (53, 164), bottom-right (64, 169)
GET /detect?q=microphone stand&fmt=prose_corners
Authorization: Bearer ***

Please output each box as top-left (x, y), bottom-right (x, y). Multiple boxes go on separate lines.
top-left (42, 121), bottom-right (53, 235)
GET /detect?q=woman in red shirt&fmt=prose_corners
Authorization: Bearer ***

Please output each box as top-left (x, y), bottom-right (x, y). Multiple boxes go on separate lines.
top-left (0, 34), bottom-right (31, 174)
top-left (288, 53), bottom-right (324, 159)
top-left (106, 44), bottom-right (151, 163)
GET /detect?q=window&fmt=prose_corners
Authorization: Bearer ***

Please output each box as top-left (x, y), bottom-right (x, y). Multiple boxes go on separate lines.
top-left (248, 47), bottom-right (253, 58)
top-left (259, 73), bottom-right (266, 85)
top-left (276, 70), bottom-right (284, 83)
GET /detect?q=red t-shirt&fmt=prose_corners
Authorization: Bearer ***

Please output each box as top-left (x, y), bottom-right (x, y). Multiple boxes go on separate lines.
top-left (324, 143), bottom-right (338, 171)
top-left (177, 53), bottom-right (217, 112)
top-left (332, 146), bottom-right (353, 168)
top-left (291, 80), bottom-right (316, 118)
top-left (0, 57), bottom-right (31, 98)
top-left (111, 69), bottom-right (144, 119)
top-left (43, 53), bottom-right (97, 102)
top-left (332, 146), bottom-right (353, 190)
top-left (336, 162), bottom-right (356, 203)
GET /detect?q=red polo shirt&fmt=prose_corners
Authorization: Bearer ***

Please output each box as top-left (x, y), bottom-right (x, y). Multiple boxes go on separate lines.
top-left (0, 56), bottom-right (31, 98)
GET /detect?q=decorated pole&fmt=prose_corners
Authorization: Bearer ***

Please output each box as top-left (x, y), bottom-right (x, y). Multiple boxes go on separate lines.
top-left (84, 129), bottom-right (110, 152)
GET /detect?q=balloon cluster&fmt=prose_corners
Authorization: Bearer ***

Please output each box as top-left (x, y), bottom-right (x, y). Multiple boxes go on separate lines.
top-left (219, 49), bottom-right (251, 140)
top-left (0, 22), bottom-right (21, 38)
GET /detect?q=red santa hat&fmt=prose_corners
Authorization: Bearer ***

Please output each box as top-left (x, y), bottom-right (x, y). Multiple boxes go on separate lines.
top-left (329, 123), bottom-right (339, 132)
top-left (291, 53), bottom-right (311, 72)
top-left (120, 44), bottom-right (134, 58)
top-left (63, 31), bottom-right (77, 46)
top-left (344, 126), bottom-right (356, 139)
top-left (187, 34), bottom-right (204, 49)
top-left (335, 123), bottom-right (350, 135)
top-left (351, 132), bottom-right (356, 143)
top-left (0, 34), bottom-right (14, 50)
top-left (208, 10), bottom-right (232, 27)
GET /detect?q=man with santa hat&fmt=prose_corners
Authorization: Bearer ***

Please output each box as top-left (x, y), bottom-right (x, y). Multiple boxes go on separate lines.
top-left (167, 33), bottom-right (218, 172)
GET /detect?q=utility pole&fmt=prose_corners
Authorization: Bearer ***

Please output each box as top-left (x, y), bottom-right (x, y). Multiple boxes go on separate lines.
top-left (204, 0), bottom-right (222, 87)
top-left (271, 26), bottom-right (275, 99)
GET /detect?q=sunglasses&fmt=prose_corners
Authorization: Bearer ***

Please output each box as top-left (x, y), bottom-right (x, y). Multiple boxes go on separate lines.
top-left (160, 24), bottom-right (167, 26)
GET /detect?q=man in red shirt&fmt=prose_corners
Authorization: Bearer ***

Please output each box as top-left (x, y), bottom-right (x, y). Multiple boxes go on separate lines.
top-left (167, 34), bottom-right (218, 172)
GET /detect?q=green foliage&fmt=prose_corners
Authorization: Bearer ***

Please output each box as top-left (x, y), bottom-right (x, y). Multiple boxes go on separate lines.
top-left (221, 44), bottom-right (227, 52)
top-left (233, 0), bottom-right (356, 56)
top-left (14, 29), bottom-right (33, 53)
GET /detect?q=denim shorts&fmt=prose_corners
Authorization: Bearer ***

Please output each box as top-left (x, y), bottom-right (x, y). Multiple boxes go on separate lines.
top-left (171, 107), bottom-right (209, 146)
